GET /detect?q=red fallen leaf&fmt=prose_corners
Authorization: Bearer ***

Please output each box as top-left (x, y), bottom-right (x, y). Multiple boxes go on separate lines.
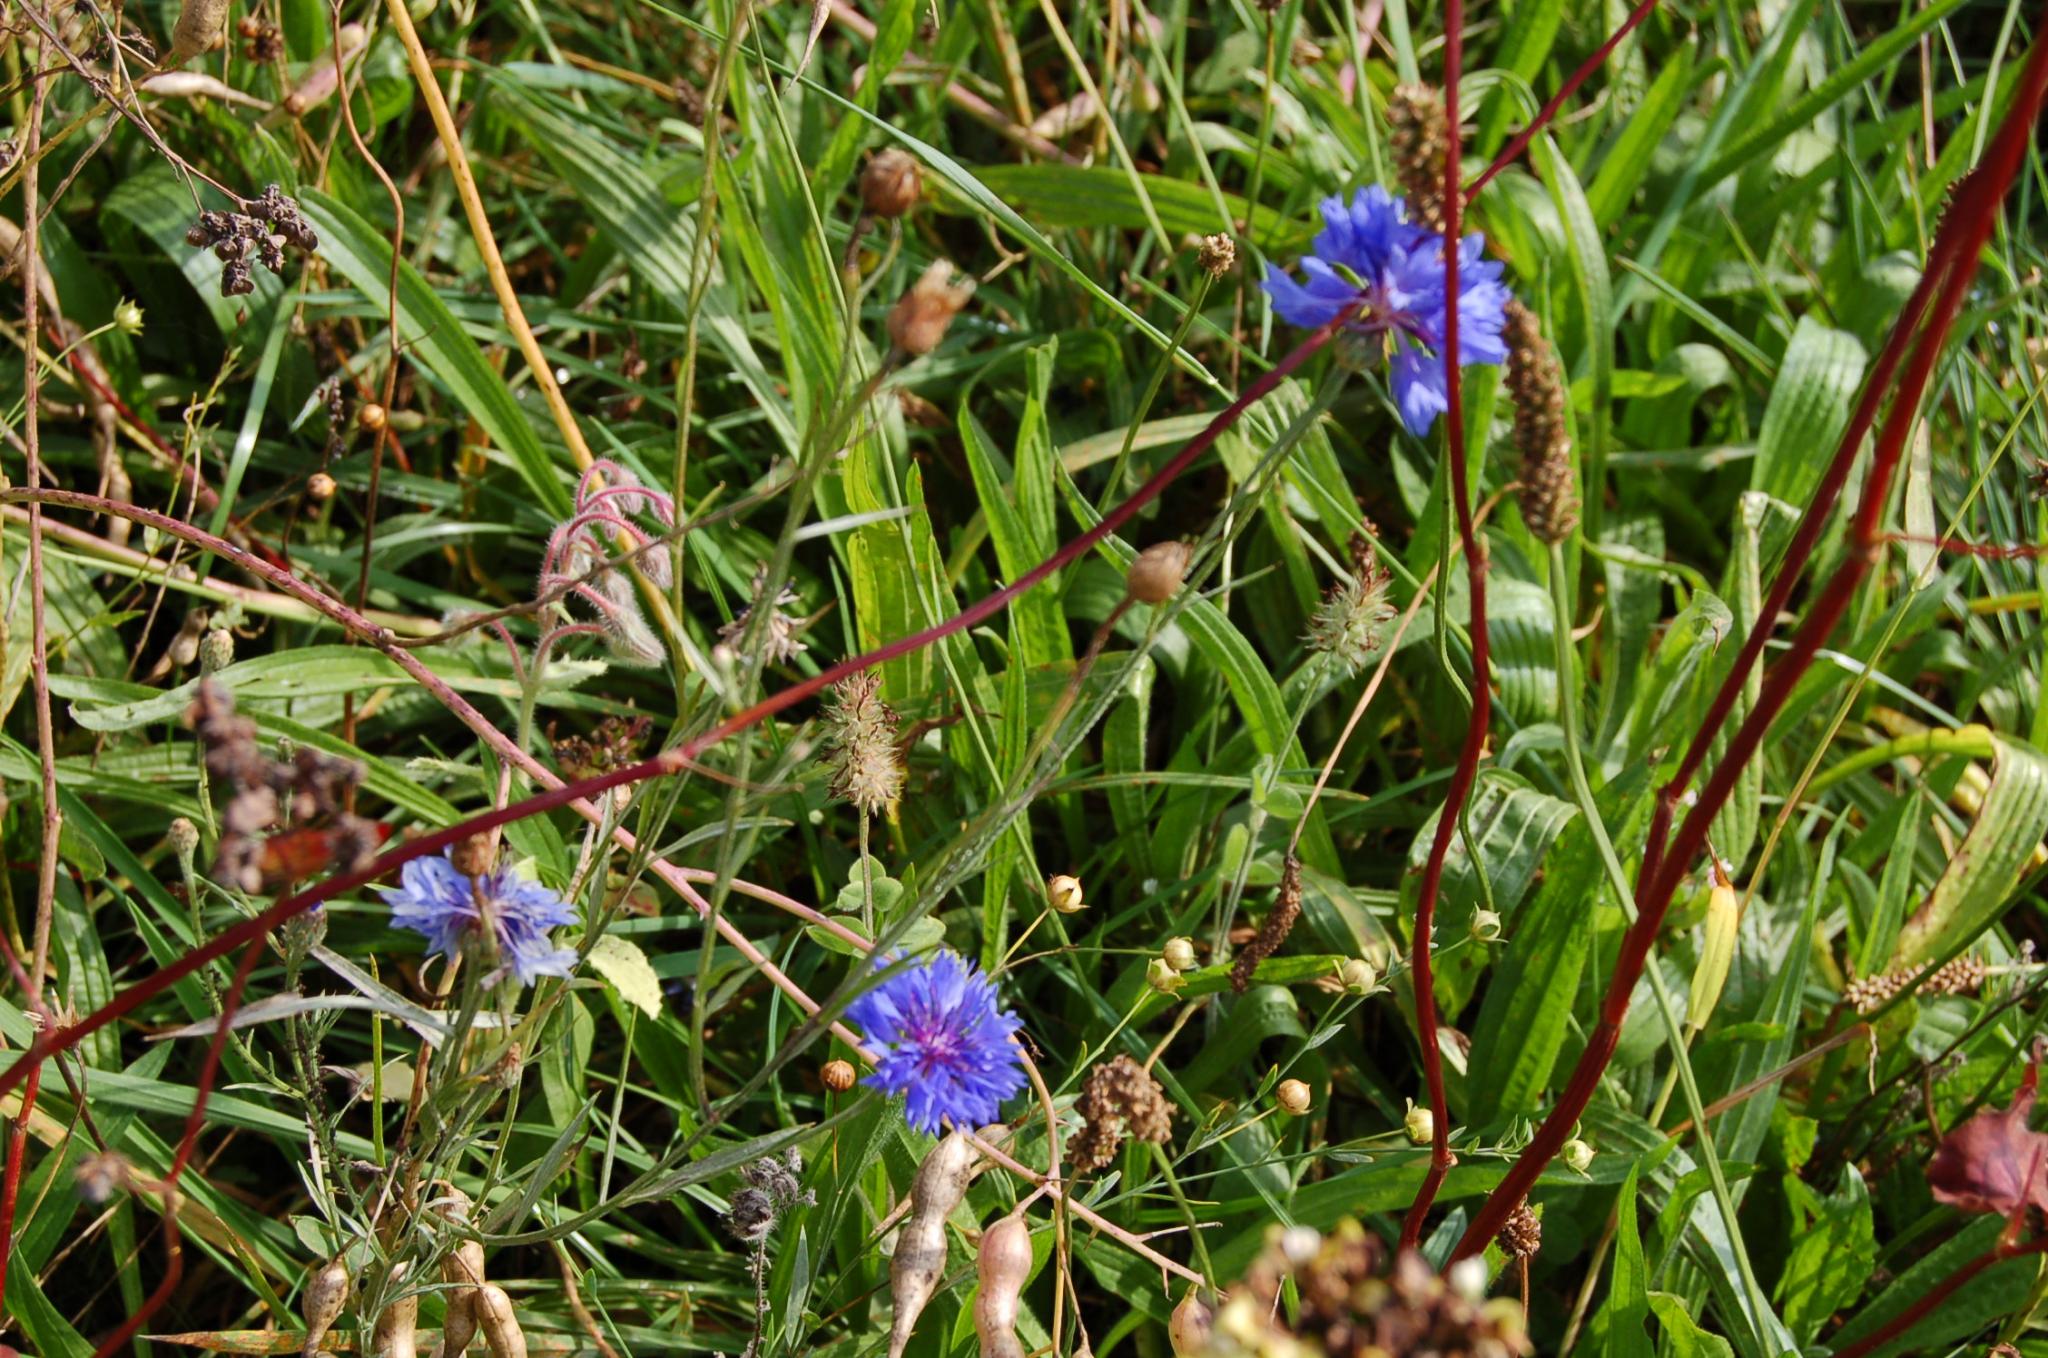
top-left (1927, 1054), bottom-right (2048, 1217)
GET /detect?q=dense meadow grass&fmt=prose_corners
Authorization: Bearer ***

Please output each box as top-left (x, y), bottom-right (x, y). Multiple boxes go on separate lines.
top-left (4, 0), bottom-right (2048, 1354)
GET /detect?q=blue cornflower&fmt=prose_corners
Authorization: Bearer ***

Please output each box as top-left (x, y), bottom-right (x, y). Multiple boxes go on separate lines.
top-left (382, 851), bottom-right (579, 986)
top-left (845, 951), bottom-right (1026, 1135)
top-left (1263, 186), bottom-right (1511, 435)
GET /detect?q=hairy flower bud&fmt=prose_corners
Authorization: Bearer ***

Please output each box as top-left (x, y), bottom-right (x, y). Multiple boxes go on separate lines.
top-left (861, 149), bottom-right (923, 218)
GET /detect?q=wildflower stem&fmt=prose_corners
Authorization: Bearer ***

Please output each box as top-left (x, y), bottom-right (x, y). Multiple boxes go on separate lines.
top-left (1399, 7), bottom-right (1480, 1251)
top-left (1453, 9), bottom-right (2048, 1260)
top-left (1831, 1234), bottom-right (2048, 1358)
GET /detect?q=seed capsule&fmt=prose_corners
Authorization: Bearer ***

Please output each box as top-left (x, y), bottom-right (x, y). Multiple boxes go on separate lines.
top-left (860, 150), bottom-right (923, 218)
top-left (1161, 937), bottom-right (1197, 973)
top-left (1403, 1100), bottom-right (1433, 1146)
top-left (1168, 1291), bottom-right (1213, 1357)
top-left (1126, 541), bottom-right (1192, 604)
top-left (821, 1059), bottom-right (857, 1093)
top-left (369, 1262), bottom-right (417, 1358)
top-left (1275, 1079), bottom-right (1312, 1115)
top-left (1047, 874), bottom-right (1085, 915)
top-left (473, 1284), bottom-right (525, 1358)
top-left (307, 472), bottom-right (338, 501)
top-left (358, 402), bottom-right (389, 432)
top-left (972, 1213), bottom-right (1032, 1358)
top-left (1563, 1138), bottom-right (1595, 1173)
top-left (300, 1258), bottom-right (350, 1357)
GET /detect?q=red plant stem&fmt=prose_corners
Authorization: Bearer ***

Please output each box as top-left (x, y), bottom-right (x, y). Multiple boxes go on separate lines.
top-left (0, 1062), bottom-right (40, 1316)
top-left (88, 939), bottom-right (263, 1358)
top-left (1831, 1235), bottom-right (2048, 1358)
top-left (0, 322), bottom-right (1339, 1113)
top-left (1452, 13), bottom-right (2048, 1262)
top-left (1399, 1), bottom-right (1477, 1251)
top-left (1464, 0), bottom-right (1661, 201)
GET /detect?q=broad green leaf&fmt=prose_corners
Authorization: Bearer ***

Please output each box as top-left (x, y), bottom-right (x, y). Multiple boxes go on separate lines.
top-left (1894, 733), bottom-right (2048, 967)
top-left (1774, 1166), bottom-right (1875, 1342)
top-left (1585, 50), bottom-right (1698, 228)
top-left (1749, 316), bottom-right (1867, 511)
top-left (1605, 1162), bottom-right (1651, 1358)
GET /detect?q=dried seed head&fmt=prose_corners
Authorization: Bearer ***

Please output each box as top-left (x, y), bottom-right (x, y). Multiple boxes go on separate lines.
top-left (1126, 540), bottom-right (1192, 604)
top-left (1070, 1054), bottom-right (1174, 1172)
top-left (1146, 957), bottom-right (1187, 995)
top-left (861, 150), bottom-right (924, 218)
top-left (720, 565), bottom-right (809, 666)
top-left (1275, 1079), bottom-right (1312, 1115)
top-left (1504, 300), bottom-right (1577, 545)
top-left (888, 259), bottom-right (974, 355)
top-left (1562, 1138), bottom-right (1595, 1173)
top-left (307, 471), bottom-right (337, 501)
top-left (1496, 1202), bottom-right (1542, 1259)
top-left (1197, 233), bottom-right (1237, 278)
top-left (1403, 1100), bottom-right (1434, 1146)
top-left (1231, 854), bottom-right (1302, 993)
top-left (167, 816), bottom-right (201, 862)
top-left (822, 1058), bottom-right (857, 1093)
top-left (1162, 937), bottom-right (1197, 973)
top-left (1047, 873), bottom-right (1086, 914)
top-left (1387, 83), bottom-right (1450, 233)
top-left (1307, 532), bottom-right (1396, 674)
top-left (824, 671), bottom-right (904, 817)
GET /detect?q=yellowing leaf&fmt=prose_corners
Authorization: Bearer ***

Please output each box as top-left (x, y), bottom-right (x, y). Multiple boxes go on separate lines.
top-left (585, 934), bottom-right (662, 1019)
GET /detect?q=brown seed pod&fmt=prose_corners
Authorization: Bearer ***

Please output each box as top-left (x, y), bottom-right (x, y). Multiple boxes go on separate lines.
top-left (821, 1058), bottom-right (857, 1093)
top-left (300, 1258), bottom-right (351, 1357)
top-left (1126, 541), bottom-right (1192, 604)
top-left (972, 1213), bottom-right (1033, 1358)
top-left (165, 0), bottom-right (230, 66)
top-left (861, 150), bottom-right (924, 218)
top-left (358, 401), bottom-right (388, 432)
top-left (887, 260), bottom-right (975, 356)
top-left (307, 471), bottom-right (338, 501)
top-left (1276, 1079), bottom-right (1312, 1115)
top-left (439, 1291), bottom-right (478, 1356)
top-left (887, 1132), bottom-right (981, 1358)
top-left (473, 1284), bottom-right (526, 1358)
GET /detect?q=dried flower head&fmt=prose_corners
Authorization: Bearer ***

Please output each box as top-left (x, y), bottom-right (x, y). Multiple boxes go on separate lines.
top-left (1496, 1203), bottom-right (1541, 1259)
top-left (1387, 84), bottom-right (1451, 233)
top-left (1504, 300), bottom-right (1577, 545)
top-left (824, 671), bottom-right (904, 817)
top-left (846, 952), bottom-right (1026, 1134)
top-left (381, 850), bottom-right (578, 987)
top-left (550, 714), bottom-right (653, 781)
top-left (727, 1149), bottom-right (813, 1242)
top-left (1231, 854), bottom-right (1302, 993)
top-left (888, 260), bottom-right (975, 355)
top-left (1198, 233), bottom-right (1237, 278)
top-left (721, 565), bottom-right (810, 666)
top-left (183, 185), bottom-right (318, 298)
top-left (1070, 1054), bottom-right (1174, 1172)
top-left (1207, 1220), bottom-right (1529, 1358)
top-left (861, 149), bottom-right (924, 218)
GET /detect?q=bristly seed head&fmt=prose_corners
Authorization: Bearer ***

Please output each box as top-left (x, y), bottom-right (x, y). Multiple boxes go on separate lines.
top-left (824, 671), bottom-right (904, 817)
top-left (1307, 533), bottom-right (1395, 674)
top-left (1387, 83), bottom-right (1451, 233)
top-left (1070, 1054), bottom-right (1174, 1172)
top-left (720, 565), bottom-right (810, 666)
top-left (1231, 854), bottom-right (1303, 992)
top-left (1197, 233), bottom-right (1237, 278)
top-left (1504, 300), bottom-right (1578, 546)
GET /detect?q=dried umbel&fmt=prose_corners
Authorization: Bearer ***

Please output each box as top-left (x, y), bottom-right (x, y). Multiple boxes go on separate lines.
top-left (861, 150), bottom-right (924, 218)
top-left (1503, 301), bottom-right (1577, 546)
top-left (1197, 234), bottom-right (1237, 278)
top-left (1230, 855), bottom-right (1302, 993)
top-left (1495, 1203), bottom-right (1541, 1259)
top-left (300, 1258), bottom-right (351, 1358)
top-left (1386, 84), bottom-right (1450, 233)
top-left (973, 1212), bottom-right (1033, 1358)
top-left (720, 565), bottom-right (810, 666)
top-left (1204, 1220), bottom-right (1529, 1358)
top-left (888, 260), bottom-right (975, 355)
top-left (1127, 541), bottom-right (1192, 604)
top-left (888, 1132), bottom-right (982, 1358)
top-left (549, 714), bottom-right (652, 781)
top-left (1070, 1054), bottom-right (1174, 1173)
top-left (1307, 533), bottom-right (1395, 674)
top-left (824, 671), bottom-right (904, 817)
top-left (1844, 952), bottom-right (1988, 1015)
top-left (536, 460), bottom-right (680, 666)
top-left (184, 185), bottom-right (319, 298)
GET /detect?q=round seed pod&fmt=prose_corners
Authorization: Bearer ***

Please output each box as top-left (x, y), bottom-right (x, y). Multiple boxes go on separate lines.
top-left (1161, 937), bottom-right (1197, 973)
top-left (1047, 874), bottom-right (1085, 915)
top-left (307, 472), bottom-right (338, 501)
top-left (821, 1059), bottom-right (857, 1093)
top-left (1167, 1291), bottom-right (1213, 1357)
top-left (1126, 541), bottom-right (1192, 604)
top-left (358, 402), bottom-right (389, 432)
top-left (1563, 1138), bottom-right (1595, 1173)
top-left (1403, 1101), bottom-right (1433, 1146)
top-left (861, 150), bottom-right (923, 218)
top-left (1275, 1079), bottom-right (1312, 1116)
top-left (473, 1284), bottom-right (526, 1358)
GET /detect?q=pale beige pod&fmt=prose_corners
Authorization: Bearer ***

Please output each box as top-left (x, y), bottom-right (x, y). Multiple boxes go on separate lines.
top-left (474, 1283), bottom-right (527, 1358)
top-left (439, 1292), bottom-right (478, 1357)
top-left (886, 1132), bottom-right (980, 1358)
top-left (370, 1262), bottom-right (418, 1358)
top-left (164, 0), bottom-right (230, 66)
top-left (299, 1258), bottom-right (351, 1357)
top-left (971, 1213), bottom-right (1032, 1358)
top-left (1167, 1290), bottom-right (1213, 1357)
